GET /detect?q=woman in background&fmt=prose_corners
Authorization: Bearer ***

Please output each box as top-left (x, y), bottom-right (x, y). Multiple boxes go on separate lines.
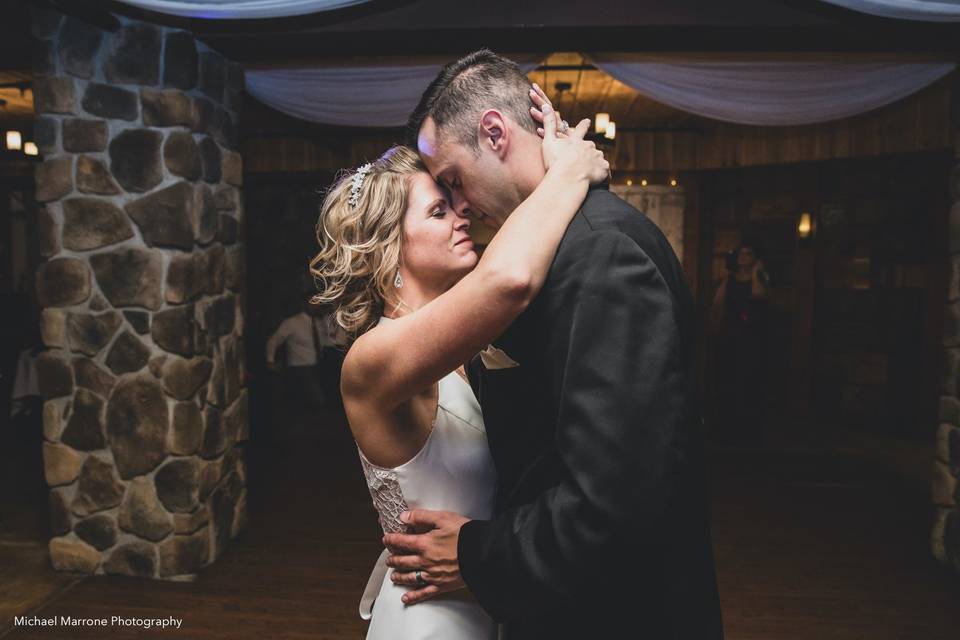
top-left (712, 240), bottom-right (770, 444)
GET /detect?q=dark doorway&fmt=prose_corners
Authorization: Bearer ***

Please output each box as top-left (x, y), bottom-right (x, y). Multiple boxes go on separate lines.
top-left (699, 151), bottom-right (950, 446)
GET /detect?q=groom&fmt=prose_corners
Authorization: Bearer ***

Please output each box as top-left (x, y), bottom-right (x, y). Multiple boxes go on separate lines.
top-left (384, 49), bottom-right (724, 639)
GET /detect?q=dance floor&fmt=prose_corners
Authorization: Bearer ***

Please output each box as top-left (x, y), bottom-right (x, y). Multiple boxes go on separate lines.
top-left (2, 409), bottom-right (959, 639)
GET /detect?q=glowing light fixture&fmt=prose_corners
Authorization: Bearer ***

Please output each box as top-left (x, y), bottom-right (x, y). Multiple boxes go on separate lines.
top-left (798, 212), bottom-right (812, 239)
top-left (669, 178), bottom-right (678, 187)
top-left (594, 113), bottom-right (609, 134)
top-left (626, 179), bottom-right (633, 186)
top-left (23, 141), bottom-right (38, 156)
top-left (641, 179), bottom-right (648, 187)
top-left (604, 121), bottom-right (616, 140)
top-left (6, 130), bottom-right (22, 150)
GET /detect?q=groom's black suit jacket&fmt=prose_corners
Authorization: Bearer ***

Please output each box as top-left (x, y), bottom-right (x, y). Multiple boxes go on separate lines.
top-left (461, 186), bottom-right (724, 639)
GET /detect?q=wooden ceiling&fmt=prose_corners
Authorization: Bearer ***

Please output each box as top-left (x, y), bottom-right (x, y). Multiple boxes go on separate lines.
top-left (0, 72), bottom-right (34, 117)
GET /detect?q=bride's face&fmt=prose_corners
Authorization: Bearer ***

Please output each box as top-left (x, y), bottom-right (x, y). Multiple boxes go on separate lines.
top-left (400, 171), bottom-right (478, 288)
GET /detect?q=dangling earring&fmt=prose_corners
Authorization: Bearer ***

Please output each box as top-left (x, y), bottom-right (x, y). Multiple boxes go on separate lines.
top-left (394, 268), bottom-right (403, 288)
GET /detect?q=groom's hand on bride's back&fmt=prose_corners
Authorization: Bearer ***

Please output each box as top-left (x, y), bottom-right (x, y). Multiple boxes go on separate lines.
top-left (383, 509), bottom-right (470, 605)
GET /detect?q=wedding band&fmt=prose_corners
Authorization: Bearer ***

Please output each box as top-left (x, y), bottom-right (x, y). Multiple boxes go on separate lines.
top-left (415, 570), bottom-right (427, 587)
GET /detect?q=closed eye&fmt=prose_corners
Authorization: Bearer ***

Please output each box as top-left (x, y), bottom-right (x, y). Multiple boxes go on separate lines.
top-left (427, 197), bottom-right (448, 218)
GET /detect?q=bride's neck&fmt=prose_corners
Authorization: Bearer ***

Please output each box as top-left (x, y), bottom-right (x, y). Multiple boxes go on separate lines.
top-left (383, 277), bottom-right (448, 318)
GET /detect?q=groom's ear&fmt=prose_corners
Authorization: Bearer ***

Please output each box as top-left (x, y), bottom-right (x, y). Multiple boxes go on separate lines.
top-left (479, 110), bottom-right (508, 158)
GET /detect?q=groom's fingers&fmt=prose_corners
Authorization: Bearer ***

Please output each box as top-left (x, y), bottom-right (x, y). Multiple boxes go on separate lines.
top-left (383, 533), bottom-right (423, 554)
top-left (402, 585), bottom-right (441, 605)
top-left (400, 509), bottom-right (443, 531)
top-left (386, 553), bottom-right (425, 571)
top-left (390, 570), bottom-right (430, 586)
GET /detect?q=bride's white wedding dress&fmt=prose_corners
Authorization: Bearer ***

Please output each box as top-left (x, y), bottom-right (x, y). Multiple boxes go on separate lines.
top-left (357, 317), bottom-right (497, 640)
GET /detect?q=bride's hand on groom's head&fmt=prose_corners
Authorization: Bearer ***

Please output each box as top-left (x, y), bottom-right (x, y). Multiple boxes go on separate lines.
top-left (529, 83), bottom-right (569, 139)
top-left (528, 83), bottom-right (609, 184)
top-left (529, 83), bottom-right (586, 147)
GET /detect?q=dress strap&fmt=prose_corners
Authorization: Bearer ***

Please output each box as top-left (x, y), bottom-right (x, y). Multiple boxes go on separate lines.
top-left (359, 548), bottom-right (390, 620)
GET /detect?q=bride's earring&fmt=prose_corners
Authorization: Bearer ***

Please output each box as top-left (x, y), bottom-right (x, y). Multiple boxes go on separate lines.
top-left (394, 268), bottom-right (403, 288)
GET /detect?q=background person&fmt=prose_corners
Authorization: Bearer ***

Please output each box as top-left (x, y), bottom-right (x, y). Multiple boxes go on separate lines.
top-left (711, 240), bottom-right (771, 444)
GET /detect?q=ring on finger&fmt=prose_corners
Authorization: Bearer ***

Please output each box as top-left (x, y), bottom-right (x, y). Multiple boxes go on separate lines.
top-left (560, 120), bottom-right (569, 133)
top-left (415, 570), bottom-right (428, 587)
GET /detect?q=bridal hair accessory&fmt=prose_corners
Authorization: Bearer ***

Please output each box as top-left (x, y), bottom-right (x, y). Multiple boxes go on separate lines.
top-left (394, 268), bottom-right (403, 288)
top-left (348, 163), bottom-right (373, 207)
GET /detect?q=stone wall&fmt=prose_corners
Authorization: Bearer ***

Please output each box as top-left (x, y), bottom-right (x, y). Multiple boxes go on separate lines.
top-left (31, 7), bottom-right (248, 579)
top-left (934, 70), bottom-right (960, 571)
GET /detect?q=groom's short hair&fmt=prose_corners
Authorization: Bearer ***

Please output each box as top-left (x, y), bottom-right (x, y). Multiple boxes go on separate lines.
top-left (406, 49), bottom-right (537, 151)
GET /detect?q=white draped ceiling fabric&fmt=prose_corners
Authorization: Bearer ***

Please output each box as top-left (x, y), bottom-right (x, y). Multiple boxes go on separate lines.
top-left (113, 0), bottom-right (960, 21)
top-left (589, 57), bottom-right (956, 126)
top-left (820, 0), bottom-right (960, 21)
top-left (114, 0), bottom-right (370, 19)
top-left (245, 61), bottom-right (543, 128)
top-left (246, 64), bottom-right (449, 128)
top-left (247, 59), bottom-right (955, 128)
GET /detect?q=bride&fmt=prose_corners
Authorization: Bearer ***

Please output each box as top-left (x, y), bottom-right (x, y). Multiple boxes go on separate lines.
top-left (308, 88), bottom-right (607, 639)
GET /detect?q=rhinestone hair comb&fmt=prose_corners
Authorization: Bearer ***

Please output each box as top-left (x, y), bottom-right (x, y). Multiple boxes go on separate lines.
top-left (348, 163), bottom-right (373, 207)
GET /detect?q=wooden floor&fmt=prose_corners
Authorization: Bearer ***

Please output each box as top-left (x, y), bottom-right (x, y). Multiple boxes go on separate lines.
top-left (710, 447), bottom-right (960, 639)
top-left (2, 407), bottom-right (959, 639)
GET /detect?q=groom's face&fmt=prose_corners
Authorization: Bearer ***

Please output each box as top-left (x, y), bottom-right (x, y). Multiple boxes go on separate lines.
top-left (416, 116), bottom-right (515, 230)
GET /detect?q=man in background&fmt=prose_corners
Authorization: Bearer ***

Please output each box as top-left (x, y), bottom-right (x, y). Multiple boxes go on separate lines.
top-left (266, 299), bottom-right (340, 436)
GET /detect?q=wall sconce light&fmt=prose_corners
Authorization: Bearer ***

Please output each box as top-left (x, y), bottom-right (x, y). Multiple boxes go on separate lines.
top-left (641, 179), bottom-right (648, 187)
top-left (626, 179), bottom-right (633, 186)
top-left (23, 141), bottom-right (39, 156)
top-left (669, 178), bottom-right (678, 187)
top-left (604, 121), bottom-right (616, 140)
top-left (6, 130), bottom-right (22, 150)
top-left (595, 112), bottom-right (609, 134)
top-left (798, 211), bottom-right (812, 239)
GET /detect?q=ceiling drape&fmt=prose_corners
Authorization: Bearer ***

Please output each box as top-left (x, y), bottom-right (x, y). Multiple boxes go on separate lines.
top-left (589, 57), bottom-right (954, 126)
top-left (245, 59), bottom-right (544, 127)
top-left (111, 0), bottom-right (371, 19)
top-left (247, 58), bottom-right (954, 128)
top-left (111, 0), bottom-right (960, 21)
top-left (820, 0), bottom-right (960, 22)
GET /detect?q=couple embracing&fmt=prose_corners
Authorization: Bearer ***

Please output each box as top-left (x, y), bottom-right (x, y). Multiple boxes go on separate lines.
top-left (310, 49), bottom-right (724, 640)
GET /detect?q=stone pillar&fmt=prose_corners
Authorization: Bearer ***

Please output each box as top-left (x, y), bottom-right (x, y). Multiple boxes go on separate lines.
top-left (934, 70), bottom-right (960, 571)
top-left (31, 7), bottom-right (248, 579)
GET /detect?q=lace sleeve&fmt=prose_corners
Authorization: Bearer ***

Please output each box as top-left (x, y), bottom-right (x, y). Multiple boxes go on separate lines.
top-left (358, 453), bottom-right (409, 534)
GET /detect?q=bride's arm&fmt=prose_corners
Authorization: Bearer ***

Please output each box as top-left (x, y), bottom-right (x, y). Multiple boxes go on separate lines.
top-left (344, 97), bottom-right (607, 411)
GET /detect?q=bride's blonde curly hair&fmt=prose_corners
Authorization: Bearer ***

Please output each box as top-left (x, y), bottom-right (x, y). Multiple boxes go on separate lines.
top-left (309, 145), bottom-right (425, 343)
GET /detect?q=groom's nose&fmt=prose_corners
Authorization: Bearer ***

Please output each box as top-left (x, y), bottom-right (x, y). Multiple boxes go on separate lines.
top-left (450, 191), bottom-right (474, 219)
